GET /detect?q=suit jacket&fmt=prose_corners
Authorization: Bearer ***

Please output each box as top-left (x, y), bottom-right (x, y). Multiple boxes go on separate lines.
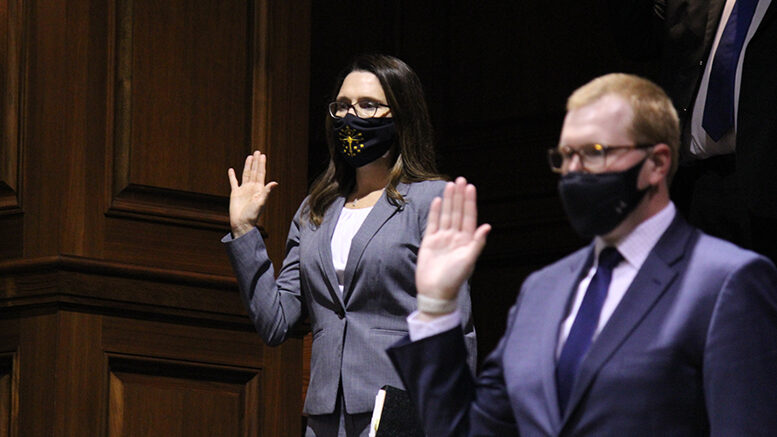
top-left (609, 0), bottom-right (777, 217)
top-left (388, 214), bottom-right (777, 436)
top-left (223, 180), bottom-right (477, 416)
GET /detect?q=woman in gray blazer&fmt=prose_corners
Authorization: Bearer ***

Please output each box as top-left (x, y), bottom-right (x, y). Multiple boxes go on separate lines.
top-left (223, 54), bottom-right (477, 436)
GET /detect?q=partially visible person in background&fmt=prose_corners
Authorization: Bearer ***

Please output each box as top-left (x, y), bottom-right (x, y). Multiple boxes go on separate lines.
top-left (222, 54), bottom-right (476, 437)
top-left (609, 0), bottom-right (777, 264)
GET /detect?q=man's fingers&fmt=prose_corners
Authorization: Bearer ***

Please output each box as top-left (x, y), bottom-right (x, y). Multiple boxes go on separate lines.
top-left (450, 177), bottom-right (466, 230)
top-left (439, 182), bottom-right (454, 229)
top-left (425, 197), bottom-right (442, 237)
top-left (462, 183), bottom-right (478, 233)
top-left (473, 223), bottom-right (491, 249)
top-left (228, 168), bottom-right (239, 190)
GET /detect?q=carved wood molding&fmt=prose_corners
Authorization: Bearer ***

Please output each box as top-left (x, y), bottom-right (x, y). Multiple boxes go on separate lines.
top-left (0, 255), bottom-right (235, 286)
top-left (0, 255), bottom-right (308, 336)
top-left (0, 255), bottom-right (247, 328)
top-left (1, 0), bottom-right (25, 214)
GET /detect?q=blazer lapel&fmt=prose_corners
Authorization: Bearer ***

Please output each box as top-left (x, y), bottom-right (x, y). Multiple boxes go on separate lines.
top-left (341, 183), bottom-right (408, 303)
top-left (560, 215), bottom-right (694, 426)
top-left (318, 196), bottom-right (347, 312)
top-left (539, 245), bottom-right (595, 430)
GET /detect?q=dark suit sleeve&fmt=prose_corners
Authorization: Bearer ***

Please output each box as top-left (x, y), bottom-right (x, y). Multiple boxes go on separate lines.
top-left (704, 256), bottom-right (777, 435)
top-left (388, 310), bottom-right (521, 436)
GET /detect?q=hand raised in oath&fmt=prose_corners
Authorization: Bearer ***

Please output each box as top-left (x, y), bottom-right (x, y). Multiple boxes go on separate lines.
top-left (227, 151), bottom-right (279, 238)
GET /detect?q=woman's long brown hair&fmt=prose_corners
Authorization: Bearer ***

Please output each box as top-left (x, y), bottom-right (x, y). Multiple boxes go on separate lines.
top-left (305, 54), bottom-right (443, 226)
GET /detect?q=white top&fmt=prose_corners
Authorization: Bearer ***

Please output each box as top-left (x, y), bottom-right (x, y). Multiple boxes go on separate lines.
top-left (331, 206), bottom-right (373, 294)
top-left (408, 203), bottom-right (677, 348)
top-left (689, 0), bottom-right (772, 158)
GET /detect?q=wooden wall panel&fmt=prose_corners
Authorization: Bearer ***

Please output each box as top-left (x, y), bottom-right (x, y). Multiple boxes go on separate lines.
top-left (0, 354), bottom-right (17, 437)
top-left (107, 357), bottom-right (259, 437)
top-left (0, 0), bottom-right (24, 261)
top-left (53, 312), bottom-right (106, 437)
top-left (2, 0), bottom-right (310, 434)
top-left (1, 0), bottom-right (22, 209)
top-left (109, 0), bottom-right (254, 229)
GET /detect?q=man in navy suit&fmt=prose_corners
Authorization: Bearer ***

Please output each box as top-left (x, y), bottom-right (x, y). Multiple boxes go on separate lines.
top-left (388, 73), bottom-right (777, 436)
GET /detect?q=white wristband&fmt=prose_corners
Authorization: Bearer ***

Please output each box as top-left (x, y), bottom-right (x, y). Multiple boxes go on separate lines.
top-left (417, 294), bottom-right (457, 314)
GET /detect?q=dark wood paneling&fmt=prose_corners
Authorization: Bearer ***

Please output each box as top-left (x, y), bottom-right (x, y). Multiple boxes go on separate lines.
top-left (53, 312), bottom-right (105, 436)
top-left (109, 0), bottom-right (253, 229)
top-left (2, 0), bottom-right (310, 434)
top-left (16, 313), bottom-right (56, 436)
top-left (0, 353), bottom-right (16, 437)
top-left (107, 356), bottom-right (259, 437)
top-left (1, 0), bottom-right (22, 211)
top-left (102, 317), bottom-right (264, 369)
top-left (1, 0), bottom-right (24, 262)
top-left (103, 216), bottom-right (234, 275)
top-left (0, 215), bottom-right (22, 260)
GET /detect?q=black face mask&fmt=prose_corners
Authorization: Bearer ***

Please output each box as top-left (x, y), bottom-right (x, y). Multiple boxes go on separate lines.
top-left (333, 114), bottom-right (396, 167)
top-left (558, 158), bottom-right (649, 239)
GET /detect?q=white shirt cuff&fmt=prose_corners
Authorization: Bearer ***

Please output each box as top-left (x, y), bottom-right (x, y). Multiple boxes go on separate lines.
top-left (407, 310), bottom-right (462, 342)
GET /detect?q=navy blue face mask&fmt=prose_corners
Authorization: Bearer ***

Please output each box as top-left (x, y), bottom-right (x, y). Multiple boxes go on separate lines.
top-left (558, 158), bottom-right (649, 239)
top-left (333, 114), bottom-right (396, 167)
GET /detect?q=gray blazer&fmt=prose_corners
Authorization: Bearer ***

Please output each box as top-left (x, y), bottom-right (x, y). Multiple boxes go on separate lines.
top-left (223, 180), bottom-right (477, 415)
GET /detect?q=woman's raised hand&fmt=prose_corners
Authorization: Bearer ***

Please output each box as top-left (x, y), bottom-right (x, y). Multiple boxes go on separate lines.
top-left (415, 177), bottom-right (491, 309)
top-left (228, 151), bottom-right (279, 238)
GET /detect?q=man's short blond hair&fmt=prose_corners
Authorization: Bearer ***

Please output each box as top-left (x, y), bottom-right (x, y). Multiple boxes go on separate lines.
top-left (567, 73), bottom-right (680, 182)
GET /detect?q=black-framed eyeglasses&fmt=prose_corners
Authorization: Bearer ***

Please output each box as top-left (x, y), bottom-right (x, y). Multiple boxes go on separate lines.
top-left (328, 100), bottom-right (390, 119)
top-left (547, 143), bottom-right (654, 173)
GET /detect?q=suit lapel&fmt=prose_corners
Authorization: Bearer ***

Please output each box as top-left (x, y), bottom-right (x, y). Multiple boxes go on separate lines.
top-left (539, 246), bottom-right (595, 430)
top-left (318, 196), bottom-right (347, 312)
top-left (341, 183), bottom-right (408, 303)
top-left (560, 215), bottom-right (694, 426)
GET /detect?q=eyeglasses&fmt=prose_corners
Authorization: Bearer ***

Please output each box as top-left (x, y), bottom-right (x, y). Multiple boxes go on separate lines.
top-left (328, 100), bottom-right (390, 119)
top-left (547, 143), bottom-right (654, 173)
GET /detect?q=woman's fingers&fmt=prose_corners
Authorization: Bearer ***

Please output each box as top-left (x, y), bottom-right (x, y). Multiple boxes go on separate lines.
top-left (228, 168), bottom-right (239, 191)
top-left (249, 150), bottom-right (261, 182)
top-left (256, 153), bottom-right (267, 185)
top-left (241, 154), bottom-right (253, 185)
